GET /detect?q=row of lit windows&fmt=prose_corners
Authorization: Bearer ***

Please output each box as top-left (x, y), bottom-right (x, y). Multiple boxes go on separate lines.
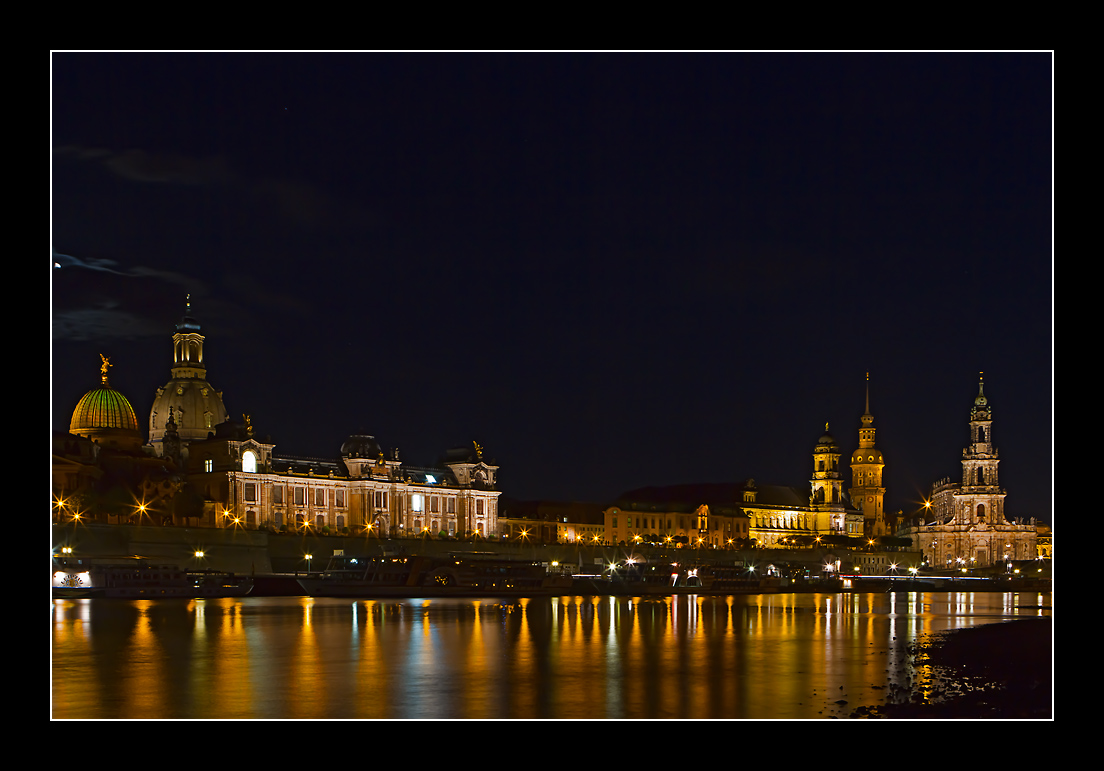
top-left (411, 494), bottom-right (460, 514)
top-left (257, 485), bottom-right (346, 507)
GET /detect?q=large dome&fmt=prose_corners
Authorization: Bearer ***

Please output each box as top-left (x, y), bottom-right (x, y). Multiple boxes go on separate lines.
top-left (71, 384), bottom-right (139, 433)
top-left (149, 377), bottom-right (229, 445)
top-left (69, 355), bottom-right (142, 451)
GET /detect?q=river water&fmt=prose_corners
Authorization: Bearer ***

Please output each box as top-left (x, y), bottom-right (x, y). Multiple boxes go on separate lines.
top-left (51, 590), bottom-right (1051, 719)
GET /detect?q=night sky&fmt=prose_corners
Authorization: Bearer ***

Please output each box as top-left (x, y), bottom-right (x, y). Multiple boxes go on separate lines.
top-left (50, 53), bottom-right (1053, 522)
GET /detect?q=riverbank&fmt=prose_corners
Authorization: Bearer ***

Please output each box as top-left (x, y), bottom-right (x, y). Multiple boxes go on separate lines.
top-left (854, 617), bottom-right (1053, 719)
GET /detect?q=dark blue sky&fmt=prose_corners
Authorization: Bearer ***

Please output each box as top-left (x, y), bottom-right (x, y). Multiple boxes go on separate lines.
top-left (51, 53), bottom-right (1053, 521)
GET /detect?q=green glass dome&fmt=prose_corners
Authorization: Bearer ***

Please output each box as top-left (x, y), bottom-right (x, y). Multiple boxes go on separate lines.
top-left (71, 356), bottom-right (139, 435)
top-left (70, 384), bottom-right (139, 433)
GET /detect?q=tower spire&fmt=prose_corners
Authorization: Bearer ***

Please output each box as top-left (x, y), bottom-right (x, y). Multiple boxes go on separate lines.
top-left (851, 372), bottom-right (885, 537)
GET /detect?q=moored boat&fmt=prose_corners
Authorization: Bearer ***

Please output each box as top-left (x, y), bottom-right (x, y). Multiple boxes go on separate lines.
top-left (52, 557), bottom-right (253, 599)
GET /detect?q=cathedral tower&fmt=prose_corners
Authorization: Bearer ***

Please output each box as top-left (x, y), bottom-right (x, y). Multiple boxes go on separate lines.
top-left (913, 374), bottom-right (1030, 569)
top-left (850, 373), bottom-right (886, 536)
top-left (957, 373), bottom-right (1005, 525)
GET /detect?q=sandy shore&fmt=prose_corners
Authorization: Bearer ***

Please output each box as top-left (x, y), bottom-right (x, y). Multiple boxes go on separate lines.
top-left (851, 617), bottom-right (1053, 719)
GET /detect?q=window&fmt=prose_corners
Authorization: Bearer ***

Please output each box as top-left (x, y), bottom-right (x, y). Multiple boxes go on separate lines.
top-left (315, 488), bottom-right (326, 507)
top-left (295, 487), bottom-right (305, 506)
top-left (431, 495), bottom-right (439, 513)
top-left (477, 499), bottom-right (484, 515)
top-left (273, 486), bottom-right (284, 504)
top-left (204, 459), bottom-right (213, 472)
top-left (335, 490), bottom-right (345, 508)
top-left (412, 494), bottom-right (423, 512)
top-left (446, 497), bottom-right (456, 514)
top-left (242, 450), bottom-right (257, 473)
top-left (244, 483), bottom-right (256, 503)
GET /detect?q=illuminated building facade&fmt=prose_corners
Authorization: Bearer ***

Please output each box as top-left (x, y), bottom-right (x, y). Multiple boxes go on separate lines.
top-left (603, 425), bottom-right (864, 549)
top-left (136, 303), bottom-right (501, 536)
top-left (911, 377), bottom-right (1037, 569)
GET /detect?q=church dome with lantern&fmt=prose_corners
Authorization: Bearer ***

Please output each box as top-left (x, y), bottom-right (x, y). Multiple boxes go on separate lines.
top-left (148, 297), bottom-right (229, 454)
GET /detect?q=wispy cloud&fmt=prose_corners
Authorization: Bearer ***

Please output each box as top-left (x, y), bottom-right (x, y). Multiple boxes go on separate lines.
top-left (51, 249), bottom-right (209, 342)
top-left (53, 250), bottom-right (205, 294)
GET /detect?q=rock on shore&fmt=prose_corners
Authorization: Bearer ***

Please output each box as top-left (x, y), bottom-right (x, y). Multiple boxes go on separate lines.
top-left (868, 617), bottom-right (1052, 719)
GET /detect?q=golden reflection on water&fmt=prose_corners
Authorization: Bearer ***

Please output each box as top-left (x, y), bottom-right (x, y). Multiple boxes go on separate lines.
top-left (51, 591), bottom-right (1050, 719)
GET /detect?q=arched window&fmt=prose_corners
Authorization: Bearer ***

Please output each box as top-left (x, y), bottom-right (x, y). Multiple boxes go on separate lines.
top-left (242, 450), bottom-right (257, 473)
top-left (977, 503), bottom-right (986, 519)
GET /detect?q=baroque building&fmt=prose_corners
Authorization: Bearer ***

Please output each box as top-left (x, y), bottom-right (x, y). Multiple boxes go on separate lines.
top-left (911, 376), bottom-right (1037, 569)
top-left (56, 300), bottom-right (501, 537)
